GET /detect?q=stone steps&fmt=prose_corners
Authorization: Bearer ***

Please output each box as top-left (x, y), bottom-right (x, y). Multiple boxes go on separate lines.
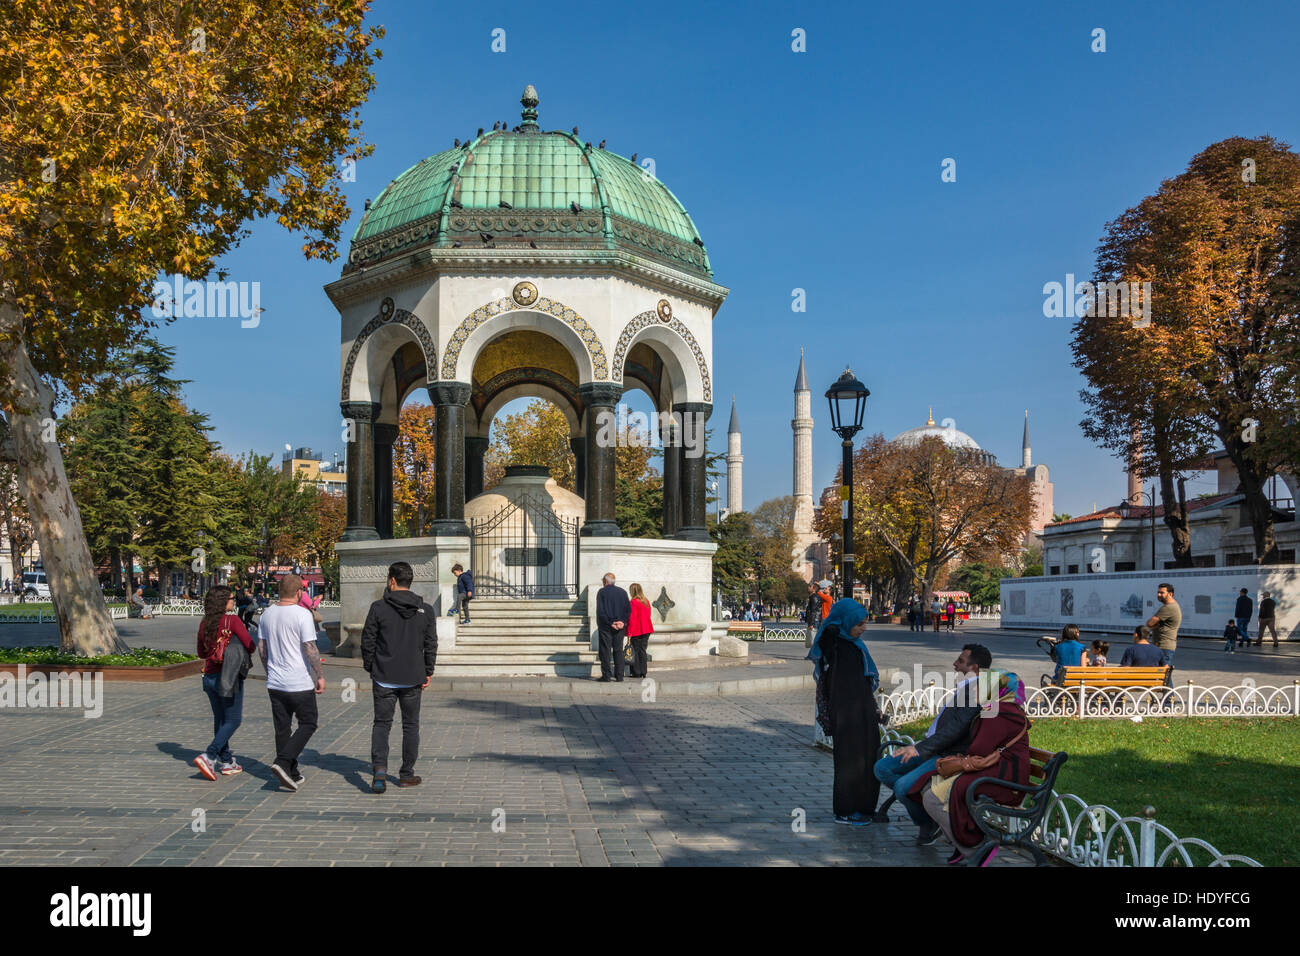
top-left (438, 597), bottom-right (596, 675)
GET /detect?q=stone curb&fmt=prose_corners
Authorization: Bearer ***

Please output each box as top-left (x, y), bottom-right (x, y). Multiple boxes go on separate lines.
top-left (278, 668), bottom-right (814, 697)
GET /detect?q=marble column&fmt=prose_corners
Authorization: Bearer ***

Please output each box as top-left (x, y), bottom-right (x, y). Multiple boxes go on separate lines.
top-left (340, 400), bottom-right (380, 541)
top-left (579, 382), bottom-right (623, 537)
top-left (674, 401), bottom-right (712, 542)
top-left (570, 436), bottom-right (586, 500)
top-left (372, 422), bottom-right (398, 540)
top-left (661, 416), bottom-right (681, 537)
top-left (465, 435), bottom-right (489, 502)
top-left (429, 382), bottom-right (471, 537)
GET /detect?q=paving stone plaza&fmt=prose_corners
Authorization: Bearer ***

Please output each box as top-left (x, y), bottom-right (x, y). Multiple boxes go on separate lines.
top-left (3, 616), bottom-right (1295, 867)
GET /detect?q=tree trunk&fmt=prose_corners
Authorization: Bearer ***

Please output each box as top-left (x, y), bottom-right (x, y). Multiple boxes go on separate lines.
top-left (0, 309), bottom-right (127, 655)
top-left (1223, 432), bottom-right (1280, 564)
top-left (108, 545), bottom-right (122, 593)
top-left (1152, 417), bottom-right (1193, 568)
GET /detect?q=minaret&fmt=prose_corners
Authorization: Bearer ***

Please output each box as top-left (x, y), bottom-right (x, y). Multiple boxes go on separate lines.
top-left (726, 396), bottom-right (743, 514)
top-left (1021, 409), bottom-right (1032, 468)
top-left (792, 350), bottom-right (816, 575)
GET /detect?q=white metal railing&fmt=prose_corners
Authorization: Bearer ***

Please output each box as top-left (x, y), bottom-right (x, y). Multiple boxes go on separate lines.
top-left (875, 726), bottom-right (1260, 867)
top-left (0, 605), bottom-right (129, 623)
top-left (879, 679), bottom-right (1300, 721)
top-left (734, 625), bottom-right (807, 642)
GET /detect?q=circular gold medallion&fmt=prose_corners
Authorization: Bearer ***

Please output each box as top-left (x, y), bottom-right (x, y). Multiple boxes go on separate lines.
top-left (657, 298), bottom-right (673, 322)
top-left (512, 281), bottom-right (538, 306)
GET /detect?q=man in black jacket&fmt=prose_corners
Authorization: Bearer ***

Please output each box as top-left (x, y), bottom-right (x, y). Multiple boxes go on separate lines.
top-left (1234, 588), bottom-right (1253, 646)
top-left (1257, 591), bottom-right (1278, 648)
top-left (361, 561), bottom-right (437, 793)
top-left (873, 643), bottom-right (992, 845)
top-left (595, 572), bottom-right (630, 682)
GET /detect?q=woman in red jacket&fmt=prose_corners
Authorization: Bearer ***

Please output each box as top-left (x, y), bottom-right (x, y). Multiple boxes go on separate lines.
top-left (194, 585), bottom-right (257, 781)
top-left (627, 583), bottom-right (654, 679)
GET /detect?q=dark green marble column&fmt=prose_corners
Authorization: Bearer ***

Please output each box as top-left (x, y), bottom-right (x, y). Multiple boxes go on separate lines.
top-left (372, 423), bottom-right (398, 540)
top-left (340, 401), bottom-right (380, 541)
top-left (465, 435), bottom-right (489, 502)
top-left (579, 382), bottom-right (623, 537)
top-left (662, 415), bottom-right (681, 537)
top-left (674, 401), bottom-right (712, 542)
top-left (570, 436), bottom-right (586, 500)
top-left (429, 382), bottom-right (471, 537)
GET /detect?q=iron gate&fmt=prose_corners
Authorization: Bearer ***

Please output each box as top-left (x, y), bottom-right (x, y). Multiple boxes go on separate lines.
top-left (469, 493), bottom-right (580, 598)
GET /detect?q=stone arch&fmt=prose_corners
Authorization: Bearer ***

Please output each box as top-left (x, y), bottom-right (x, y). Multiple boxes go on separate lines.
top-left (472, 381), bottom-right (583, 438)
top-left (341, 306), bottom-right (436, 403)
top-left (442, 295), bottom-right (608, 384)
top-left (611, 310), bottom-right (711, 404)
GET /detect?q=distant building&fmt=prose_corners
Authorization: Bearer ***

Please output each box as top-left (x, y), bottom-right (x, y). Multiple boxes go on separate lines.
top-left (891, 408), bottom-right (1055, 540)
top-left (1042, 453), bottom-right (1298, 573)
top-left (282, 446), bottom-right (347, 495)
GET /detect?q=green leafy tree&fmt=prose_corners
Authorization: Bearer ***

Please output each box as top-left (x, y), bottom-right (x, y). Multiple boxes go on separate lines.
top-left (0, 0), bottom-right (380, 653)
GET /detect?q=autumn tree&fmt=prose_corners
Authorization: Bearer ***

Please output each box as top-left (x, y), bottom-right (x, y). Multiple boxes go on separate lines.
top-left (0, 462), bottom-right (34, 585)
top-left (0, 1), bottom-right (380, 653)
top-left (818, 434), bottom-right (1032, 604)
top-left (1076, 136), bottom-right (1300, 564)
top-left (484, 398), bottom-right (664, 535)
top-left (393, 402), bottom-right (436, 536)
top-left (485, 400), bottom-right (575, 491)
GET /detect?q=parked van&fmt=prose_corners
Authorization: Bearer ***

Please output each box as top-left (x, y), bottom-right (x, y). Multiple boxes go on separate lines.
top-left (21, 570), bottom-right (50, 599)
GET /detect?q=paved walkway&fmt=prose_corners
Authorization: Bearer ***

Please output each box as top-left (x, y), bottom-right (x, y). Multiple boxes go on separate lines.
top-left (0, 676), bottom-right (1028, 866)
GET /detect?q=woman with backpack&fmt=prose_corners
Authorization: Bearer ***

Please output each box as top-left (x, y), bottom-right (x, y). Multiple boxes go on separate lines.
top-left (626, 583), bottom-right (654, 679)
top-left (193, 585), bottom-right (256, 781)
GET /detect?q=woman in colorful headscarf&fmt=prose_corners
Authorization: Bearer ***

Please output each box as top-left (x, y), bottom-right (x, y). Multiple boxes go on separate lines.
top-left (906, 671), bottom-right (1031, 866)
top-left (807, 598), bottom-right (881, 826)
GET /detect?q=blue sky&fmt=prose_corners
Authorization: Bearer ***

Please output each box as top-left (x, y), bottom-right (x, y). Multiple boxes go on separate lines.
top-left (157, 0), bottom-right (1300, 517)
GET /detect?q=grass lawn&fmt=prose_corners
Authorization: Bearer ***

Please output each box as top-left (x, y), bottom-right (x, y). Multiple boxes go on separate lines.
top-left (893, 717), bottom-right (1300, 866)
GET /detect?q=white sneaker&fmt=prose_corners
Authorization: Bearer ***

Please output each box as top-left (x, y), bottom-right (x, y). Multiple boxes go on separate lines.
top-left (271, 763), bottom-right (299, 791)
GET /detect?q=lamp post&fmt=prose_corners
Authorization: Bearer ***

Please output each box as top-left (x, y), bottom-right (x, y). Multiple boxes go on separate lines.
top-left (1119, 485), bottom-right (1158, 570)
top-left (824, 368), bottom-right (870, 602)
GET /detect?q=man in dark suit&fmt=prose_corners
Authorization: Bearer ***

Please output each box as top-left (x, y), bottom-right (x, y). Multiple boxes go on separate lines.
top-left (595, 572), bottom-right (630, 682)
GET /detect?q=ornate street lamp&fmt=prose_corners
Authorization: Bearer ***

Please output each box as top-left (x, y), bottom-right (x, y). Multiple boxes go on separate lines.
top-left (1118, 487), bottom-right (1158, 570)
top-left (825, 368), bottom-right (870, 600)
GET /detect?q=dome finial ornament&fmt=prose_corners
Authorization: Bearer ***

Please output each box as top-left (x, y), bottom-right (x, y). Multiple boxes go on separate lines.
top-left (927, 406), bottom-right (934, 427)
top-left (520, 84), bottom-right (539, 128)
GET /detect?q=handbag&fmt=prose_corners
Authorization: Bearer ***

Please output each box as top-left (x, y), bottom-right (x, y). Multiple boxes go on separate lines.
top-left (207, 620), bottom-right (233, 665)
top-left (935, 722), bottom-right (1029, 778)
top-left (217, 632), bottom-right (252, 698)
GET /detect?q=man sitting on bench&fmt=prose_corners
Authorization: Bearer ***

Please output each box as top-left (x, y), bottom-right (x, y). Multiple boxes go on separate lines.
top-left (1119, 625), bottom-right (1165, 667)
top-left (873, 643), bottom-right (990, 846)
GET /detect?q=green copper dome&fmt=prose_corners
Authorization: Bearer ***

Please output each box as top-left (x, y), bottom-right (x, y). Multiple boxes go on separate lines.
top-left (347, 86), bottom-right (711, 277)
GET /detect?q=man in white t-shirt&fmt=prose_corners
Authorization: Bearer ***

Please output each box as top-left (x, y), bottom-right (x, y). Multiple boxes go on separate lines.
top-left (257, 573), bottom-right (324, 790)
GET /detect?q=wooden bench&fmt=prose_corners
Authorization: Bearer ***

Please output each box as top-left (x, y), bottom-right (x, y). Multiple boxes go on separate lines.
top-left (726, 621), bottom-right (764, 634)
top-left (1059, 666), bottom-right (1171, 689)
top-left (967, 746), bottom-right (1067, 866)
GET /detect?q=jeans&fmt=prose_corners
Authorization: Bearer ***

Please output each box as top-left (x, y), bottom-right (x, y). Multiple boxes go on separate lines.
top-left (268, 689), bottom-right (318, 776)
top-left (201, 672), bottom-right (244, 763)
top-left (597, 625), bottom-right (625, 680)
top-left (1236, 617), bottom-right (1252, 642)
top-left (873, 752), bottom-right (939, 826)
top-left (456, 592), bottom-right (471, 622)
top-left (371, 683), bottom-right (422, 778)
top-left (1159, 646), bottom-right (1175, 667)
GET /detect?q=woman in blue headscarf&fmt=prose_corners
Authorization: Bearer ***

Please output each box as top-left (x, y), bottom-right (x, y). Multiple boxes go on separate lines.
top-left (808, 598), bottom-right (881, 826)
